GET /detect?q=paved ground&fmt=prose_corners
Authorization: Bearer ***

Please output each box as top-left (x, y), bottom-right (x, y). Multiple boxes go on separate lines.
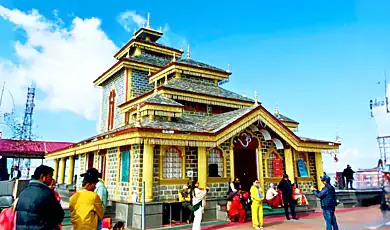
top-left (217, 205), bottom-right (390, 230)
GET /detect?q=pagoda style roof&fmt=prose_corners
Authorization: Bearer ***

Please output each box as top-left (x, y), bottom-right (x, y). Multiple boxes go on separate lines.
top-left (176, 58), bottom-right (227, 73)
top-left (124, 54), bottom-right (171, 67)
top-left (144, 93), bottom-right (183, 107)
top-left (164, 78), bottom-right (252, 102)
top-left (275, 113), bottom-right (299, 124)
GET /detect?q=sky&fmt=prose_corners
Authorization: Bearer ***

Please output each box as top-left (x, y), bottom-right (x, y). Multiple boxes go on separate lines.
top-left (0, 0), bottom-right (390, 174)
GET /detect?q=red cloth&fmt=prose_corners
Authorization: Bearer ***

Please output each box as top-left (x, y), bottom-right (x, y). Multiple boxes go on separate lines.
top-left (227, 195), bottom-right (246, 223)
top-left (102, 217), bottom-right (112, 228)
top-left (53, 190), bottom-right (62, 229)
top-left (267, 191), bottom-right (283, 208)
top-left (0, 206), bottom-right (16, 230)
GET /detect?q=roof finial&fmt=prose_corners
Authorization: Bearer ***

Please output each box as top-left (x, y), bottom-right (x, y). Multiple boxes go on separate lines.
top-left (180, 45), bottom-right (184, 52)
top-left (187, 44), bottom-right (191, 59)
top-left (335, 128), bottom-right (341, 143)
top-left (148, 69), bottom-right (151, 76)
top-left (227, 64), bottom-right (231, 73)
top-left (275, 103), bottom-right (279, 116)
top-left (254, 90), bottom-right (258, 106)
top-left (146, 12), bottom-right (151, 28)
top-left (159, 26), bottom-right (162, 32)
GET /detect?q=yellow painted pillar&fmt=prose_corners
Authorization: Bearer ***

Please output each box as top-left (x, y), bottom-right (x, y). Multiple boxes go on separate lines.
top-left (142, 144), bottom-right (154, 202)
top-left (223, 154), bottom-right (227, 178)
top-left (257, 148), bottom-right (264, 189)
top-left (284, 148), bottom-right (295, 183)
top-left (67, 156), bottom-right (75, 185)
top-left (53, 159), bottom-right (58, 181)
top-left (315, 152), bottom-right (325, 190)
top-left (229, 147), bottom-right (235, 181)
top-left (198, 147), bottom-right (207, 188)
top-left (58, 158), bottom-right (66, 184)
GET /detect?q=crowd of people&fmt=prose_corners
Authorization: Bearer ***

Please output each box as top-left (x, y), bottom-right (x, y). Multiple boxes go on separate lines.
top-left (224, 173), bottom-right (338, 230)
top-left (0, 165), bottom-right (340, 230)
top-left (0, 165), bottom-right (125, 230)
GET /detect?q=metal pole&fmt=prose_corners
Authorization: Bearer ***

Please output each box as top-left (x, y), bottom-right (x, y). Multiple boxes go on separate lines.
top-left (142, 180), bottom-right (145, 230)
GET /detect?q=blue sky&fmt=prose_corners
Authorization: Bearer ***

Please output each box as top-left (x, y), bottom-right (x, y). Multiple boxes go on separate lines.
top-left (0, 0), bottom-right (390, 173)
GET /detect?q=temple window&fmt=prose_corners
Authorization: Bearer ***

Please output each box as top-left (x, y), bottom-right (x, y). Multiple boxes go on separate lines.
top-left (208, 148), bottom-right (223, 177)
top-left (121, 150), bottom-right (130, 182)
top-left (266, 149), bottom-right (283, 178)
top-left (162, 147), bottom-right (182, 179)
top-left (107, 90), bottom-right (116, 131)
top-left (296, 152), bottom-right (309, 177)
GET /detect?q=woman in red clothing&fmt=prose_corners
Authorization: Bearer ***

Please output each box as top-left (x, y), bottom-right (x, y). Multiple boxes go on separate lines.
top-left (227, 192), bottom-right (246, 223)
top-left (49, 179), bottom-right (62, 229)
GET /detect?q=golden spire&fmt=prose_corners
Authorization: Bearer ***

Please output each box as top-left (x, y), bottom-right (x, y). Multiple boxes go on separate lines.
top-left (254, 90), bottom-right (258, 106)
top-left (146, 13), bottom-right (151, 28)
top-left (227, 64), bottom-right (231, 73)
top-left (187, 45), bottom-right (191, 59)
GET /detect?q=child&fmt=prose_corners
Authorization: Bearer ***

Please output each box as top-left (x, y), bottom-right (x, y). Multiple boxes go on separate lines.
top-left (113, 221), bottom-right (125, 230)
top-left (49, 179), bottom-right (62, 229)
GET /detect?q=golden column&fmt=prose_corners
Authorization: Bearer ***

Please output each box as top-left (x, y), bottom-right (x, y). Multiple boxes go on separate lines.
top-left (142, 144), bottom-right (154, 202)
top-left (58, 158), bottom-right (66, 184)
top-left (198, 147), bottom-right (207, 188)
top-left (229, 147), bottom-right (235, 181)
top-left (257, 148), bottom-right (264, 188)
top-left (67, 156), bottom-right (75, 185)
top-left (315, 152), bottom-right (325, 190)
top-left (53, 159), bottom-right (58, 181)
top-left (284, 148), bottom-right (295, 183)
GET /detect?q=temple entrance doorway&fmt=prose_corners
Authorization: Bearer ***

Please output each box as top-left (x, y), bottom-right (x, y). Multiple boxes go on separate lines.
top-left (234, 149), bottom-right (257, 192)
top-left (233, 131), bottom-right (260, 192)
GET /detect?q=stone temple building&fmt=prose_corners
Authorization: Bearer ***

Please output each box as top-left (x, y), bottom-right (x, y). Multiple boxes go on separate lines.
top-left (46, 14), bottom-right (340, 229)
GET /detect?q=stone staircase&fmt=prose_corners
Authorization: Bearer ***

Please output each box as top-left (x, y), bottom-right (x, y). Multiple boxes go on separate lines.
top-left (336, 191), bottom-right (357, 208)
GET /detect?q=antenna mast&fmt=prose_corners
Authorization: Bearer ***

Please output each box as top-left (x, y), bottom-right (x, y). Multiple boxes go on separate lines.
top-left (21, 84), bottom-right (36, 140)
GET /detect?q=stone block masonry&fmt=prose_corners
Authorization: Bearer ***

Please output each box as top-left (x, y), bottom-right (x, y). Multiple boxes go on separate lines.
top-left (100, 69), bottom-right (125, 133)
top-left (106, 148), bottom-right (119, 201)
top-left (207, 182), bottom-right (229, 198)
top-left (131, 69), bottom-right (153, 97)
top-left (131, 144), bottom-right (143, 198)
top-left (308, 153), bottom-right (317, 188)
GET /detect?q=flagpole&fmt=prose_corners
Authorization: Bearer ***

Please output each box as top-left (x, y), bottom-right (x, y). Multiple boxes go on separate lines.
top-left (385, 70), bottom-right (389, 113)
top-left (0, 81), bottom-right (5, 110)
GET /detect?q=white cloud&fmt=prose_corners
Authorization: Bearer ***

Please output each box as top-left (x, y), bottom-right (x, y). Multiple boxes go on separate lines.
top-left (117, 11), bottom-right (146, 32)
top-left (0, 5), bottom-right (118, 120)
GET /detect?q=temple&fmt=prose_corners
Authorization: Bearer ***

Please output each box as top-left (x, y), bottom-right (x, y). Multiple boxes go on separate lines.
top-left (46, 14), bottom-right (340, 229)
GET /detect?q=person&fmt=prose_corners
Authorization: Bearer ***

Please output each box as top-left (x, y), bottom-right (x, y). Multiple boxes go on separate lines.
top-left (81, 168), bottom-right (108, 230)
top-left (229, 178), bottom-right (242, 194)
top-left (0, 198), bottom-right (18, 230)
top-left (101, 217), bottom-right (112, 230)
top-left (178, 185), bottom-right (192, 224)
top-left (266, 183), bottom-right (283, 208)
top-left (113, 221), bottom-right (125, 230)
top-left (191, 181), bottom-right (209, 230)
top-left (278, 174), bottom-right (298, 220)
top-left (49, 179), bottom-right (62, 229)
top-left (312, 175), bottom-right (339, 230)
top-left (343, 165), bottom-right (355, 190)
top-left (15, 165), bottom-right (64, 229)
top-left (69, 172), bottom-right (105, 230)
top-left (250, 180), bottom-right (264, 229)
top-left (10, 166), bottom-right (21, 181)
top-left (227, 190), bottom-right (246, 223)
top-left (292, 183), bottom-right (308, 206)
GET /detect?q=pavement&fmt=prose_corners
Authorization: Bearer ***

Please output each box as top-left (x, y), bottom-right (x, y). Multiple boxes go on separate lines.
top-left (62, 205), bottom-right (390, 229)
top-left (215, 205), bottom-right (390, 230)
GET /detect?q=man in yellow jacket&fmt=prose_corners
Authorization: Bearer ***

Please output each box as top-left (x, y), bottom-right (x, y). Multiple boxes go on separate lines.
top-left (250, 179), bottom-right (264, 229)
top-left (70, 172), bottom-right (105, 230)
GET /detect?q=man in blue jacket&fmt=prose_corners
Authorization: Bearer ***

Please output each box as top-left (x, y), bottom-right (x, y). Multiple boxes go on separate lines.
top-left (312, 175), bottom-right (339, 230)
top-left (16, 165), bottom-right (64, 230)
